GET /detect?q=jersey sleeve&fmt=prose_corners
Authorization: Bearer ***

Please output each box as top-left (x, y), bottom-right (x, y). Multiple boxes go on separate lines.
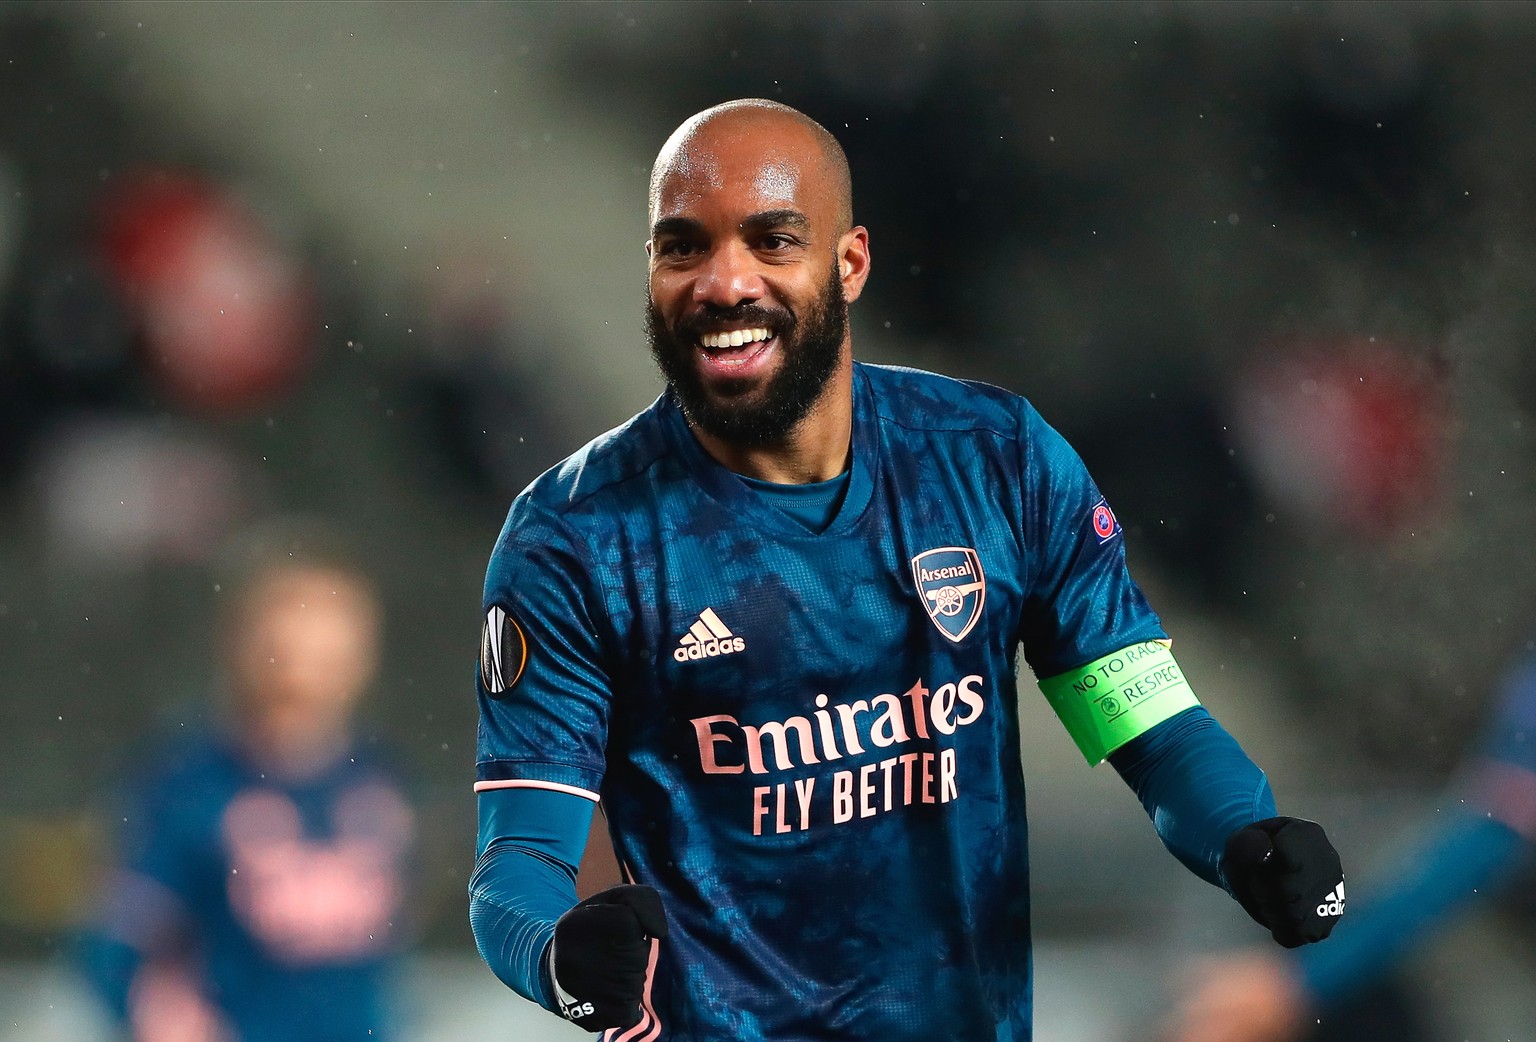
top-left (469, 787), bottom-right (594, 1011)
top-left (116, 768), bottom-right (204, 902)
top-left (78, 765), bottom-right (201, 1021)
top-left (476, 497), bottom-right (614, 800)
top-left (1016, 401), bottom-right (1166, 677)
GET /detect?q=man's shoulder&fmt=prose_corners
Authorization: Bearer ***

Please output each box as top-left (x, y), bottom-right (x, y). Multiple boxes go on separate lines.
top-left (113, 729), bottom-right (239, 808)
top-left (512, 395), bottom-right (675, 523)
top-left (859, 362), bottom-right (1038, 439)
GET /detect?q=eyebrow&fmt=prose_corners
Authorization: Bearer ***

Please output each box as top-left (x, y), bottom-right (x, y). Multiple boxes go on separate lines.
top-left (650, 216), bottom-right (704, 239)
top-left (740, 209), bottom-right (810, 234)
top-left (649, 209), bottom-right (812, 239)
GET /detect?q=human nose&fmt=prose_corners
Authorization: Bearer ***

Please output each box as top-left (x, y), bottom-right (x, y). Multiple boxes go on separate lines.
top-left (692, 241), bottom-right (764, 308)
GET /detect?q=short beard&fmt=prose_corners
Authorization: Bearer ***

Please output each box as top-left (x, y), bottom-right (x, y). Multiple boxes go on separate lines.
top-left (646, 264), bottom-right (847, 448)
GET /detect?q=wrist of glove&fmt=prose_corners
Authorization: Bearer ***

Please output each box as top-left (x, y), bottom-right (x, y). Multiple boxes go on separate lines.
top-left (548, 884), bottom-right (667, 1031)
top-left (1221, 816), bottom-right (1345, 949)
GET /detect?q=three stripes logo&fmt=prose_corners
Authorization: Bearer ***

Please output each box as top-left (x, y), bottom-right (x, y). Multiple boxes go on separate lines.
top-left (480, 605), bottom-right (529, 696)
top-left (673, 607), bottom-right (746, 663)
top-left (1316, 880), bottom-right (1346, 918)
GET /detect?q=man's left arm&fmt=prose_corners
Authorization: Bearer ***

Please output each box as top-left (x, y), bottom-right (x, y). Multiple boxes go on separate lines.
top-left (1108, 705), bottom-right (1272, 886)
top-left (1016, 403), bottom-right (1343, 947)
top-left (1109, 704), bottom-right (1345, 948)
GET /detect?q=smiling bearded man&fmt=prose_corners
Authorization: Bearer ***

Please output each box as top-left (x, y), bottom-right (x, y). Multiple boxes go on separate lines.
top-left (468, 98), bottom-right (1345, 1042)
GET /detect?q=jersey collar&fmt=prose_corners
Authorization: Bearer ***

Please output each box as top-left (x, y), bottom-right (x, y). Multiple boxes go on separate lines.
top-left (660, 364), bottom-right (878, 538)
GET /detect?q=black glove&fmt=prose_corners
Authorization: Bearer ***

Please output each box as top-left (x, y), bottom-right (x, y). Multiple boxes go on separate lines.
top-left (1221, 816), bottom-right (1344, 948)
top-left (549, 884), bottom-right (667, 1030)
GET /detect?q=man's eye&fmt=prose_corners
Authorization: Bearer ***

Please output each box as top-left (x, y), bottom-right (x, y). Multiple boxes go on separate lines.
top-left (658, 240), bottom-right (698, 257)
top-left (760, 234), bottom-right (796, 251)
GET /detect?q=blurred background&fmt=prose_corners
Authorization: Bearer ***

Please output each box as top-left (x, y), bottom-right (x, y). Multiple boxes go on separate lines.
top-left (2, 2), bottom-right (1534, 1039)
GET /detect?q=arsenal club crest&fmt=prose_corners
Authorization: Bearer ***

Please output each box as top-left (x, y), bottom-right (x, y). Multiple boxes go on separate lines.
top-left (910, 546), bottom-right (986, 643)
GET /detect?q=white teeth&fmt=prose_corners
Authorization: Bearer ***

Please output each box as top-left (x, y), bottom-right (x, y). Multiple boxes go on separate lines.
top-left (701, 327), bottom-right (771, 350)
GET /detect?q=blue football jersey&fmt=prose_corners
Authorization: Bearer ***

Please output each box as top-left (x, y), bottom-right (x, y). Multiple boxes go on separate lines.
top-left (476, 363), bottom-right (1166, 1041)
top-left (84, 732), bottom-right (414, 1042)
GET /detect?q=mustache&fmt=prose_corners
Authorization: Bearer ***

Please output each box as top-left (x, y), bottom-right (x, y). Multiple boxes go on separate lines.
top-left (673, 302), bottom-right (794, 341)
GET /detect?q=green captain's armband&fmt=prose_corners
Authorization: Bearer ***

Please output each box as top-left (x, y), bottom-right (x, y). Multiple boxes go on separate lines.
top-left (1038, 641), bottom-right (1200, 765)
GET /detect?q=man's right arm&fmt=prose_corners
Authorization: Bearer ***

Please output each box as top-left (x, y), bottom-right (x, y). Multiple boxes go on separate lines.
top-left (474, 498), bottom-right (668, 1030)
top-left (76, 768), bottom-right (206, 1031)
top-left (468, 786), bottom-right (594, 1010)
top-left (471, 787), bottom-right (667, 1031)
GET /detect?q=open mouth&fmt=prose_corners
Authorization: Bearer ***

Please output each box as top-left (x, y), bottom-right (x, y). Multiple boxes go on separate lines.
top-left (697, 326), bottom-right (777, 371)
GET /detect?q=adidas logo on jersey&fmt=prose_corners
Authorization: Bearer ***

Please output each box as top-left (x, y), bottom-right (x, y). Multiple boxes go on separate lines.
top-left (674, 608), bottom-right (746, 662)
top-left (1316, 881), bottom-right (1346, 918)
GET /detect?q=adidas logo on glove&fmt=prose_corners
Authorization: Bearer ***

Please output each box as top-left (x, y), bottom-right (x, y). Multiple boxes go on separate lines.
top-left (1316, 881), bottom-right (1346, 918)
top-left (559, 999), bottom-right (596, 1020)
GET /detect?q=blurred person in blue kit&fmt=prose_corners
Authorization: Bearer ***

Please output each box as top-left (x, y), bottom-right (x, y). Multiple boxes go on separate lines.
top-left (78, 524), bottom-right (416, 1042)
top-left (1158, 644), bottom-right (1536, 1042)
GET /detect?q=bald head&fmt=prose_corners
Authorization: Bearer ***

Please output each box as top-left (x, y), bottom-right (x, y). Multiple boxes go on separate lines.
top-left (649, 99), bottom-right (853, 232)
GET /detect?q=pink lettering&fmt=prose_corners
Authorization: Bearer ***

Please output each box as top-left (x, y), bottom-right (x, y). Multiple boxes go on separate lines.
top-left (741, 717), bottom-right (818, 774)
top-left (832, 770), bottom-right (854, 823)
top-left (813, 694), bottom-right (843, 761)
top-left (878, 756), bottom-right (898, 811)
top-left (930, 682), bottom-right (957, 736)
top-left (794, 777), bottom-right (815, 830)
top-left (752, 787), bottom-right (771, 836)
top-left (833, 699), bottom-right (870, 756)
top-left (859, 763), bottom-right (878, 818)
top-left (691, 714), bottom-right (743, 774)
top-left (775, 784), bottom-right (792, 834)
top-left (954, 674), bottom-right (985, 726)
top-left (220, 787), bottom-right (409, 965)
top-left (904, 681), bottom-right (932, 740)
top-left (867, 693), bottom-right (910, 747)
top-left (899, 752), bottom-right (920, 804)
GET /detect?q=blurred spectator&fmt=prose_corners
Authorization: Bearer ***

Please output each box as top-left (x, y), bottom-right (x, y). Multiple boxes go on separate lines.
top-left (77, 522), bottom-right (415, 1042)
top-left (1231, 341), bottom-right (1451, 537)
top-left (98, 169), bottom-right (316, 416)
top-left (1155, 638), bottom-right (1536, 1042)
top-left (36, 417), bottom-right (251, 571)
top-left (393, 252), bottom-right (568, 505)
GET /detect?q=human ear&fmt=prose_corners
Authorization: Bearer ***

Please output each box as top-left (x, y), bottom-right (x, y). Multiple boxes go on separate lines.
top-left (837, 226), bottom-right (871, 303)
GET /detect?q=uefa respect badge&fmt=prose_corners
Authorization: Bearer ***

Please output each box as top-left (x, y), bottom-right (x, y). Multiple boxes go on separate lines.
top-left (1089, 497), bottom-right (1121, 545)
top-left (910, 546), bottom-right (986, 643)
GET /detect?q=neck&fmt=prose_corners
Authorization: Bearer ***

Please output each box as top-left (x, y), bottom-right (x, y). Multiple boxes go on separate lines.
top-left (237, 716), bottom-right (350, 780)
top-left (690, 357), bottom-right (854, 484)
